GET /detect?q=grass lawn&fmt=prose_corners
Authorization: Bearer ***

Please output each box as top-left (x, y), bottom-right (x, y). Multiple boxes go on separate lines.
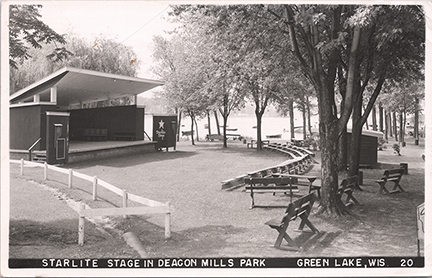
top-left (9, 137), bottom-right (425, 258)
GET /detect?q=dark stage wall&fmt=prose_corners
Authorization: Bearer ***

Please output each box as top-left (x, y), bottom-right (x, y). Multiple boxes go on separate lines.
top-left (10, 105), bottom-right (54, 150)
top-left (69, 105), bottom-right (144, 141)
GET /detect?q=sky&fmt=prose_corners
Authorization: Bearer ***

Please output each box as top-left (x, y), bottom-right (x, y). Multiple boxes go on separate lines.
top-left (38, 1), bottom-right (177, 79)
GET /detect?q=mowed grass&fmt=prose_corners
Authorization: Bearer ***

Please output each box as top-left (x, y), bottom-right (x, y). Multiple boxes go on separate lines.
top-left (10, 138), bottom-right (425, 258)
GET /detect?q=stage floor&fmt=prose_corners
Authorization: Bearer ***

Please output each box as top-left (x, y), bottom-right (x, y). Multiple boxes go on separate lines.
top-left (68, 140), bottom-right (155, 153)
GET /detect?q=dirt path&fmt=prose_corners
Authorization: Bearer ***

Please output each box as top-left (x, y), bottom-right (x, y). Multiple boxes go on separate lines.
top-left (9, 137), bottom-right (425, 258)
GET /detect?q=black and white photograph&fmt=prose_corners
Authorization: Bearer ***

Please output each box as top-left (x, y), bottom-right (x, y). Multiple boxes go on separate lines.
top-left (1, 1), bottom-right (430, 277)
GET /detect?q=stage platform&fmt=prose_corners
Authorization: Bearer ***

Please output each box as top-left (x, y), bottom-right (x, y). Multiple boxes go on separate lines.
top-left (10, 140), bottom-right (158, 164)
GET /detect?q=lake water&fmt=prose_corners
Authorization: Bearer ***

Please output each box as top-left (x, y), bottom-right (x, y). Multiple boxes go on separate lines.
top-left (145, 114), bottom-right (320, 141)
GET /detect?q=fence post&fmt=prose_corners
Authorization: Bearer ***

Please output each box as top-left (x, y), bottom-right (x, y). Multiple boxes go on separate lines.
top-left (78, 203), bottom-right (85, 246)
top-left (68, 169), bottom-right (73, 188)
top-left (92, 176), bottom-right (98, 201)
top-left (165, 202), bottom-right (171, 239)
top-left (122, 190), bottom-right (128, 219)
top-left (20, 159), bottom-right (24, 176)
top-left (44, 162), bottom-right (48, 180)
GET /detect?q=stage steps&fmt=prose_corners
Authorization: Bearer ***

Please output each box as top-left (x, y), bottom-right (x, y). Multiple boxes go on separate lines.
top-left (33, 152), bottom-right (47, 163)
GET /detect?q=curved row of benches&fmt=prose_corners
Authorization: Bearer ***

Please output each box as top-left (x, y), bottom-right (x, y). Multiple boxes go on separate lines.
top-left (263, 142), bottom-right (315, 159)
top-left (221, 145), bottom-right (315, 190)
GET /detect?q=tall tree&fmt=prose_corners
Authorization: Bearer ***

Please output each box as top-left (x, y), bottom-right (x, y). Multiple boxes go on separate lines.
top-left (152, 29), bottom-right (212, 145)
top-left (10, 34), bottom-right (140, 108)
top-left (267, 5), bottom-right (359, 215)
top-left (9, 4), bottom-right (71, 69)
top-left (346, 5), bottom-right (424, 177)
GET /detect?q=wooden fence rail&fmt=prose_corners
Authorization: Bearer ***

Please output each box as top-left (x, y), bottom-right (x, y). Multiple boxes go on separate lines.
top-left (11, 159), bottom-right (172, 245)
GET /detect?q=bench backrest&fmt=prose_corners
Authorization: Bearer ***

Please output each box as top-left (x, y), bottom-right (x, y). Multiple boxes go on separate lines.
top-left (245, 177), bottom-right (293, 186)
top-left (338, 175), bottom-right (358, 196)
top-left (383, 168), bottom-right (404, 179)
top-left (282, 193), bottom-right (316, 223)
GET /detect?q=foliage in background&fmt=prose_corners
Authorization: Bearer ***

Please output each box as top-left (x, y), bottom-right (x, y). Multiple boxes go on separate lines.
top-left (9, 4), bottom-right (71, 69)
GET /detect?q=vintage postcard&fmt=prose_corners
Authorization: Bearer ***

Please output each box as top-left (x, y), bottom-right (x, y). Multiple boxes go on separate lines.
top-left (1, 1), bottom-right (430, 277)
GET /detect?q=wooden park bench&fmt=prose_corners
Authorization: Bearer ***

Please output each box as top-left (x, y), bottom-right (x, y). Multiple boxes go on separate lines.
top-left (273, 173), bottom-right (320, 198)
top-left (113, 132), bottom-right (135, 141)
top-left (82, 128), bottom-right (108, 141)
top-left (265, 193), bottom-right (319, 250)
top-left (375, 168), bottom-right (405, 194)
top-left (205, 134), bottom-right (224, 141)
top-left (244, 177), bottom-right (299, 209)
top-left (337, 175), bottom-right (360, 206)
top-left (247, 139), bottom-right (269, 149)
top-left (181, 130), bottom-right (194, 137)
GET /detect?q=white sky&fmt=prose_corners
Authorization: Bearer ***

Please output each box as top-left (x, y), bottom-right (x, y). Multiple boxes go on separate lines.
top-left (38, 1), bottom-right (176, 79)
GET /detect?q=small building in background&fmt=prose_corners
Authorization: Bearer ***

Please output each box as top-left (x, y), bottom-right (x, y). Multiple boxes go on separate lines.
top-left (346, 129), bottom-right (383, 168)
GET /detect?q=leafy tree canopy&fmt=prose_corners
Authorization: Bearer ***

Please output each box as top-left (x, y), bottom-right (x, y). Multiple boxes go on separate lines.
top-left (9, 4), bottom-right (72, 69)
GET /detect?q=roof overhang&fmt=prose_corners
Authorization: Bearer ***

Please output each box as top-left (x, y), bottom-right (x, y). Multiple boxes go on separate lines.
top-left (347, 128), bottom-right (384, 138)
top-left (9, 67), bottom-right (164, 106)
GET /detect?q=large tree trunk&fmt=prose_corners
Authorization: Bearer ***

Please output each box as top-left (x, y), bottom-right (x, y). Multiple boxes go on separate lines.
top-left (399, 111), bottom-right (404, 145)
top-left (302, 105), bottom-right (307, 140)
top-left (194, 117), bottom-right (200, 142)
top-left (389, 110), bottom-right (393, 138)
top-left (318, 119), bottom-right (347, 216)
top-left (348, 90), bottom-right (363, 177)
top-left (306, 96), bottom-right (312, 136)
top-left (337, 126), bottom-right (347, 172)
top-left (393, 112), bottom-right (398, 141)
top-left (222, 115), bottom-right (228, 148)
top-left (190, 113), bottom-right (195, 146)
top-left (379, 103), bottom-right (384, 133)
top-left (289, 100), bottom-right (295, 139)
top-left (176, 109), bottom-right (182, 142)
top-left (414, 97), bottom-right (419, 144)
top-left (315, 80), bottom-right (348, 216)
top-left (255, 112), bottom-right (263, 151)
top-left (207, 111), bottom-right (212, 135)
top-left (372, 105), bottom-right (377, 131)
top-left (221, 95), bottom-right (229, 148)
top-left (214, 111), bottom-right (221, 135)
top-left (384, 110), bottom-right (389, 141)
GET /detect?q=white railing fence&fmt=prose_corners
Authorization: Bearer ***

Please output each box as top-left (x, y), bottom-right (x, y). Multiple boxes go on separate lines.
top-left (11, 159), bottom-right (172, 245)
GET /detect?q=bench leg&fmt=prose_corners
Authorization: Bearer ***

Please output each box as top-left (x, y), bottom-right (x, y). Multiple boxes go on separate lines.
top-left (250, 190), bottom-right (255, 209)
top-left (345, 192), bottom-right (360, 205)
top-left (377, 182), bottom-right (390, 194)
top-left (391, 182), bottom-right (405, 193)
top-left (297, 214), bottom-right (319, 233)
top-left (270, 226), bottom-right (299, 250)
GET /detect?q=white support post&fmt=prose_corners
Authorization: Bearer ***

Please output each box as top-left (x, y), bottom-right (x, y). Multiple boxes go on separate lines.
top-left (50, 86), bottom-right (57, 103)
top-left (68, 169), bottom-right (73, 188)
top-left (165, 202), bottom-right (171, 239)
top-left (78, 203), bottom-right (85, 246)
top-left (92, 176), bottom-right (97, 201)
top-left (44, 162), bottom-right (48, 180)
top-left (133, 94), bottom-right (137, 105)
top-left (33, 94), bottom-right (40, 103)
top-left (20, 158), bottom-right (24, 175)
top-left (122, 190), bottom-right (128, 219)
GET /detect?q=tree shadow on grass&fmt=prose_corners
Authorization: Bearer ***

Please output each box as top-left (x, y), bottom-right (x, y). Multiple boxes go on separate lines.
top-left (299, 231), bottom-right (343, 254)
top-left (9, 219), bottom-right (139, 258)
top-left (148, 225), bottom-right (248, 257)
top-left (66, 150), bottom-right (199, 169)
top-left (9, 219), bottom-right (108, 247)
top-left (117, 216), bottom-right (247, 257)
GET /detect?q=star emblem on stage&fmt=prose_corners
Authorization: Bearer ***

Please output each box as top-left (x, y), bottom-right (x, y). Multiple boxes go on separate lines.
top-left (159, 120), bottom-right (165, 129)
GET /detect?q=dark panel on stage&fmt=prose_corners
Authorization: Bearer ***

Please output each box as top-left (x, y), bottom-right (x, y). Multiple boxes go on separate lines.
top-left (153, 115), bottom-right (177, 150)
top-left (135, 108), bottom-right (145, 140)
top-left (10, 105), bottom-right (54, 150)
top-left (69, 105), bottom-right (144, 141)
